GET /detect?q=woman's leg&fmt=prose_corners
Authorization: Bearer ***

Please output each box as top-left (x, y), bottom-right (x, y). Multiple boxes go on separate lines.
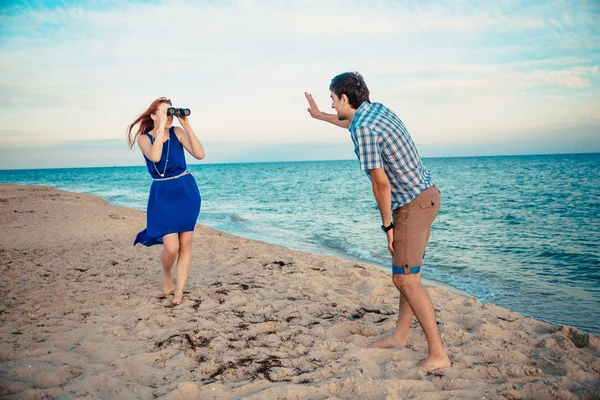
top-left (172, 231), bottom-right (193, 305)
top-left (161, 233), bottom-right (179, 295)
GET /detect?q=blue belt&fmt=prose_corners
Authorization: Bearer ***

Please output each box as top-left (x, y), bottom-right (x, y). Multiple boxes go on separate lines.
top-left (392, 265), bottom-right (421, 275)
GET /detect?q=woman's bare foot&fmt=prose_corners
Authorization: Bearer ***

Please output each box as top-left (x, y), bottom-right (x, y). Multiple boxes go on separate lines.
top-left (163, 274), bottom-right (174, 295)
top-left (369, 334), bottom-right (407, 349)
top-left (172, 292), bottom-right (184, 306)
top-left (418, 354), bottom-right (451, 372)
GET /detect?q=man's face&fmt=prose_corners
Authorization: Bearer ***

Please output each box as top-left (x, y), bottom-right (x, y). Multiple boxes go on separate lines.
top-left (330, 91), bottom-right (350, 121)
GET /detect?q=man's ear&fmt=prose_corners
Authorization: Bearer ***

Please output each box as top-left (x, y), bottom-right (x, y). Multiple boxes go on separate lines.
top-left (341, 94), bottom-right (349, 104)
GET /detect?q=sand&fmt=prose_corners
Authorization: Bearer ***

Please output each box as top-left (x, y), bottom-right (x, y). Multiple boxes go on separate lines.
top-left (0, 184), bottom-right (598, 400)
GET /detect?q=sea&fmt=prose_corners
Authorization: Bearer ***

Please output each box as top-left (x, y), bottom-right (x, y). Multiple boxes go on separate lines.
top-left (1, 153), bottom-right (599, 336)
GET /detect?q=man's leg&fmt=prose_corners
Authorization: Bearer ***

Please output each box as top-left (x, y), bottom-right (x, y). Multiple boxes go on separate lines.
top-left (402, 187), bottom-right (449, 371)
top-left (393, 273), bottom-right (450, 371)
top-left (370, 205), bottom-right (416, 348)
top-left (369, 293), bottom-right (414, 348)
top-left (382, 186), bottom-right (450, 371)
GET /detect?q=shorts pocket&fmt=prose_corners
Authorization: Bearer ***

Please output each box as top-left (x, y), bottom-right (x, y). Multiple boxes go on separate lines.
top-left (418, 200), bottom-right (436, 209)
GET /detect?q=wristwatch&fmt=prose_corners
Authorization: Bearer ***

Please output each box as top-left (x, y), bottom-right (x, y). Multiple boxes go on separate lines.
top-left (381, 223), bottom-right (394, 232)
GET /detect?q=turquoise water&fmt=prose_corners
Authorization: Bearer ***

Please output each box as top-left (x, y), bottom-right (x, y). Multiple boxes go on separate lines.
top-left (1, 153), bottom-right (599, 335)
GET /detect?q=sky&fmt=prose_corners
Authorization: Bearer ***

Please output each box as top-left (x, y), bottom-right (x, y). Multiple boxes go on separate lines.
top-left (0, 0), bottom-right (599, 169)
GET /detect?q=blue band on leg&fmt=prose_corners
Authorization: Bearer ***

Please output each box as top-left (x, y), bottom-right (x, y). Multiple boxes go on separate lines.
top-left (392, 265), bottom-right (421, 275)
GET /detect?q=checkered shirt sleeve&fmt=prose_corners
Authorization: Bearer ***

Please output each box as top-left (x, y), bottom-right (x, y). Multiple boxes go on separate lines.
top-left (354, 127), bottom-right (383, 171)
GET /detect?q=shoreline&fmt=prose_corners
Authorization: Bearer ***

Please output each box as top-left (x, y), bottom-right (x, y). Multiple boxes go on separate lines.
top-left (2, 158), bottom-right (599, 338)
top-left (0, 179), bottom-right (475, 299)
top-left (205, 223), bottom-right (472, 298)
top-left (1, 184), bottom-right (599, 399)
top-left (0, 180), bottom-right (567, 329)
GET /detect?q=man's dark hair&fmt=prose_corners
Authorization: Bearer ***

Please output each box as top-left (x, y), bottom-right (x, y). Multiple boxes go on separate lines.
top-left (329, 72), bottom-right (370, 109)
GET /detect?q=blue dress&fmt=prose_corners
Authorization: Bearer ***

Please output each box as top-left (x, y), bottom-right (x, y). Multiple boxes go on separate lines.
top-left (134, 127), bottom-right (201, 246)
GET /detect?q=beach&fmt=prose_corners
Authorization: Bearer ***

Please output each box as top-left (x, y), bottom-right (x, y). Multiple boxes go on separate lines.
top-left (0, 184), bottom-right (598, 399)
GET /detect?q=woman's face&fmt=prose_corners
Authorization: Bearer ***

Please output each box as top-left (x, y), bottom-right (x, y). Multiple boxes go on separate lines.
top-left (153, 101), bottom-right (174, 128)
top-left (165, 113), bottom-right (174, 128)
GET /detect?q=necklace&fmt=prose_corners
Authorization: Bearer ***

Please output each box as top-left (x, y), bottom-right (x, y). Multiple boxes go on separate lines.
top-left (152, 131), bottom-right (170, 178)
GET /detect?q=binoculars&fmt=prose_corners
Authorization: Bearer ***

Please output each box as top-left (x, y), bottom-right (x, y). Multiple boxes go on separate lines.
top-left (167, 107), bottom-right (191, 117)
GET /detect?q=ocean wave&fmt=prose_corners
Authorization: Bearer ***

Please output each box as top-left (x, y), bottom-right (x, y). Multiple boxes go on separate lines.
top-left (535, 249), bottom-right (595, 263)
top-left (346, 247), bottom-right (387, 266)
top-left (203, 213), bottom-right (249, 230)
top-left (311, 234), bottom-right (387, 266)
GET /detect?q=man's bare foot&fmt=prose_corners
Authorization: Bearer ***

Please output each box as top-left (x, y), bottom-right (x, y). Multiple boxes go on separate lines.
top-left (418, 354), bottom-right (451, 372)
top-left (369, 335), bottom-right (407, 349)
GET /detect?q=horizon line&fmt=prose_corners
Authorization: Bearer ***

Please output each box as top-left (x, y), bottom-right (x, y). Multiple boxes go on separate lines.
top-left (0, 151), bottom-right (598, 172)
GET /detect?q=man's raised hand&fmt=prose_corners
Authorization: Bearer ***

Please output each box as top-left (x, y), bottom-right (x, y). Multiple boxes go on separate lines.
top-left (304, 92), bottom-right (323, 120)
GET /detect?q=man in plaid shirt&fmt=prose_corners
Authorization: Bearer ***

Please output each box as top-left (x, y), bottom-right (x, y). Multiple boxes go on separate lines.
top-left (305, 72), bottom-right (451, 372)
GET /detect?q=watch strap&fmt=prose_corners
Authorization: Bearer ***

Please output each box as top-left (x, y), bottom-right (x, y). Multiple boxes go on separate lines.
top-left (381, 223), bottom-right (394, 232)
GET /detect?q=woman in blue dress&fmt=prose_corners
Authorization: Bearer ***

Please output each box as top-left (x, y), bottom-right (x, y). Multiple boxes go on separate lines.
top-left (127, 97), bottom-right (204, 305)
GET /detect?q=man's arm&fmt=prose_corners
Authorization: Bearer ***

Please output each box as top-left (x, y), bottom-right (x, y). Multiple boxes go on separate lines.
top-left (369, 168), bottom-right (394, 256)
top-left (369, 168), bottom-right (392, 227)
top-left (305, 92), bottom-right (351, 129)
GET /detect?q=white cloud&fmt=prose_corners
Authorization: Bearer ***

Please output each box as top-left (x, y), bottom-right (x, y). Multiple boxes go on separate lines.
top-left (0, 0), bottom-right (599, 167)
top-left (523, 66), bottom-right (599, 88)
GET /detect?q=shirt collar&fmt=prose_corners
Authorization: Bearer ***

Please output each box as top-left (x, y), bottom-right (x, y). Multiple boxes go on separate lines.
top-left (349, 101), bottom-right (371, 131)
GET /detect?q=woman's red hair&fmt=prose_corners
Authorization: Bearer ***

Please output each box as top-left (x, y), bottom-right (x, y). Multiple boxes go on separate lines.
top-left (126, 97), bottom-right (172, 149)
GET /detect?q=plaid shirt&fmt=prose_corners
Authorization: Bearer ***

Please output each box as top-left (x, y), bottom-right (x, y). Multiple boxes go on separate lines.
top-left (349, 101), bottom-right (434, 209)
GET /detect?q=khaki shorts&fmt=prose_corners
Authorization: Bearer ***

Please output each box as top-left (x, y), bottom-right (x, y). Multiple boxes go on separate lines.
top-left (392, 185), bottom-right (441, 275)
